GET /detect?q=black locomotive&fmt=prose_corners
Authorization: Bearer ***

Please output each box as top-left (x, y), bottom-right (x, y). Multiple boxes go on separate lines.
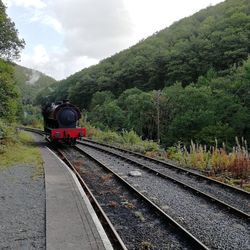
top-left (42, 100), bottom-right (86, 144)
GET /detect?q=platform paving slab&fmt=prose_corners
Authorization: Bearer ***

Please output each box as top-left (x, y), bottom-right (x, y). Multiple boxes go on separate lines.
top-left (36, 136), bottom-right (113, 250)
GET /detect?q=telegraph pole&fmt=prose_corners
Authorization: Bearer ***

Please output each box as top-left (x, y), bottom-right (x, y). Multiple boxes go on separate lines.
top-left (156, 90), bottom-right (160, 143)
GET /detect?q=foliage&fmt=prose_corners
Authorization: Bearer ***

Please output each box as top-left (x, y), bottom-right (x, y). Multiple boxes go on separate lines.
top-left (79, 119), bottom-right (159, 153)
top-left (0, 59), bottom-right (18, 122)
top-left (0, 1), bottom-right (25, 60)
top-left (17, 104), bottom-right (43, 128)
top-left (0, 1), bottom-right (25, 147)
top-left (0, 119), bottom-right (15, 152)
top-left (88, 101), bottom-right (126, 131)
top-left (86, 68), bottom-right (250, 148)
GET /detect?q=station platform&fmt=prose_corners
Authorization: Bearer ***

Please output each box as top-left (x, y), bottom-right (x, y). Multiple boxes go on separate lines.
top-left (39, 139), bottom-right (113, 250)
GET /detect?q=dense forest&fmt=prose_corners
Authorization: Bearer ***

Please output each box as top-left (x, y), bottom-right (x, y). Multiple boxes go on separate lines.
top-left (36, 0), bottom-right (250, 147)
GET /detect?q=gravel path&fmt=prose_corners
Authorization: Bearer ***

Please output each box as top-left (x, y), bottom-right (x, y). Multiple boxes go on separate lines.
top-left (0, 165), bottom-right (45, 249)
top-left (79, 144), bottom-right (250, 250)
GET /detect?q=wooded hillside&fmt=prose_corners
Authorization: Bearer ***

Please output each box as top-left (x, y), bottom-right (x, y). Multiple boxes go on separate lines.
top-left (37, 0), bottom-right (250, 147)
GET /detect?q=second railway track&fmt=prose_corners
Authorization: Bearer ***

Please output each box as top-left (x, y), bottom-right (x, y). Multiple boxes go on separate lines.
top-left (76, 141), bottom-right (250, 250)
top-left (79, 139), bottom-right (250, 216)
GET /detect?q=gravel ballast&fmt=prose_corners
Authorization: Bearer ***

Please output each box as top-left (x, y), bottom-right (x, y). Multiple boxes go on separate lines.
top-left (0, 165), bottom-right (45, 249)
top-left (82, 140), bottom-right (250, 214)
top-left (65, 147), bottom-right (193, 250)
top-left (79, 144), bottom-right (250, 250)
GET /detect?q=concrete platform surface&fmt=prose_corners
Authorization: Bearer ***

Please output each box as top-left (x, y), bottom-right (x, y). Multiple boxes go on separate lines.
top-left (40, 144), bottom-right (113, 250)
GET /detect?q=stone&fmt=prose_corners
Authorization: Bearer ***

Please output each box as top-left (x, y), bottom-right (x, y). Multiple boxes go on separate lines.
top-left (128, 170), bottom-right (142, 177)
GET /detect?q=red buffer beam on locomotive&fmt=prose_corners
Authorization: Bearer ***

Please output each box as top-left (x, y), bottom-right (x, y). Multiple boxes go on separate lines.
top-left (42, 100), bottom-right (86, 144)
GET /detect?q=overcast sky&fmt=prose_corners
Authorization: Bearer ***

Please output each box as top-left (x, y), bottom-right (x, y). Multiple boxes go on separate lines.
top-left (3, 0), bottom-right (224, 80)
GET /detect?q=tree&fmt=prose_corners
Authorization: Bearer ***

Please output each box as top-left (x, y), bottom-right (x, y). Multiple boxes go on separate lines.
top-left (0, 59), bottom-right (18, 122)
top-left (88, 101), bottom-right (126, 131)
top-left (90, 91), bottom-right (114, 110)
top-left (0, 1), bottom-right (24, 124)
top-left (0, 1), bottom-right (25, 60)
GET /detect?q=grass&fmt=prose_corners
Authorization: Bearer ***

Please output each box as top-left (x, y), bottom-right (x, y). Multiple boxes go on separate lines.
top-left (0, 130), bottom-right (43, 178)
top-left (166, 138), bottom-right (250, 190)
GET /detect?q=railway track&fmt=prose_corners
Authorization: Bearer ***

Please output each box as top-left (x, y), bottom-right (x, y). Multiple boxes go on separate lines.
top-left (78, 138), bottom-right (250, 216)
top-left (64, 145), bottom-right (208, 249)
top-left (76, 141), bottom-right (250, 249)
top-left (21, 128), bottom-right (250, 249)
top-left (21, 127), bottom-right (127, 249)
top-left (22, 128), bottom-right (207, 249)
top-left (53, 146), bottom-right (128, 250)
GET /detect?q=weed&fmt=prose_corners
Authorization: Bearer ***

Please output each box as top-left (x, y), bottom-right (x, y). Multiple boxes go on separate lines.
top-left (140, 240), bottom-right (153, 250)
top-left (121, 200), bottom-right (136, 209)
top-left (134, 211), bottom-right (145, 222)
top-left (166, 137), bottom-right (250, 188)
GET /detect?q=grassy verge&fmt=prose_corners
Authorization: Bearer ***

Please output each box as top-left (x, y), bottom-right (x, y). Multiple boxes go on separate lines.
top-left (0, 130), bottom-right (43, 178)
top-left (80, 120), bottom-right (160, 153)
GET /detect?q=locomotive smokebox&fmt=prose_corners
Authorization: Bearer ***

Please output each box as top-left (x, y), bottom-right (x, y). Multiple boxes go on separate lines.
top-left (57, 107), bottom-right (77, 128)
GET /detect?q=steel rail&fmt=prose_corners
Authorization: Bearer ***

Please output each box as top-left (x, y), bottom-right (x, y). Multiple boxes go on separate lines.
top-left (81, 138), bottom-right (250, 197)
top-left (78, 141), bottom-right (250, 219)
top-left (54, 147), bottom-right (128, 250)
top-left (74, 145), bottom-right (209, 250)
top-left (20, 127), bottom-right (127, 250)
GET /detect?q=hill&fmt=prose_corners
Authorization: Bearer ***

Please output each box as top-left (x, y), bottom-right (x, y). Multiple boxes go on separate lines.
top-left (41, 0), bottom-right (250, 109)
top-left (36, 0), bottom-right (250, 147)
top-left (14, 64), bottom-right (56, 104)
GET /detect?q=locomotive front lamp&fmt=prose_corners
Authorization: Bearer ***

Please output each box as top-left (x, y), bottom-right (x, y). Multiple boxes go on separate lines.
top-left (79, 131), bottom-right (84, 137)
top-left (55, 132), bottom-right (60, 138)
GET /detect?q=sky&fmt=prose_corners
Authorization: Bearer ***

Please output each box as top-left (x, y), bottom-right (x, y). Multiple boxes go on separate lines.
top-left (3, 0), bottom-right (224, 80)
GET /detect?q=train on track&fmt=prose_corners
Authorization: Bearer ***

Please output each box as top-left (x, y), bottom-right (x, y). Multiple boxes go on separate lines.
top-left (42, 100), bottom-right (86, 144)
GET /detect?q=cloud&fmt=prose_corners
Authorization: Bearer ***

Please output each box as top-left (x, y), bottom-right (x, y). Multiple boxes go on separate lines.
top-left (30, 11), bottom-right (63, 33)
top-left (3, 0), bottom-right (46, 9)
top-left (9, 0), bottom-right (225, 80)
top-left (21, 44), bottom-right (98, 80)
top-left (26, 70), bottom-right (41, 85)
top-left (19, 0), bottom-right (133, 79)
top-left (49, 0), bottom-right (133, 58)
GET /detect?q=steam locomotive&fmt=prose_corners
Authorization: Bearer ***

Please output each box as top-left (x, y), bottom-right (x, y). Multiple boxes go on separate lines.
top-left (42, 100), bottom-right (86, 144)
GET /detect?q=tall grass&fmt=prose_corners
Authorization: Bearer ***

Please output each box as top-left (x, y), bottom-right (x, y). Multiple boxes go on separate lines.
top-left (167, 138), bottom-right (250, 186)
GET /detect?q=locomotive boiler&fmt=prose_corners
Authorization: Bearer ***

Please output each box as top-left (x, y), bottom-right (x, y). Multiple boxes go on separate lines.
top-left (42, 100), bottom-right (86, 144)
